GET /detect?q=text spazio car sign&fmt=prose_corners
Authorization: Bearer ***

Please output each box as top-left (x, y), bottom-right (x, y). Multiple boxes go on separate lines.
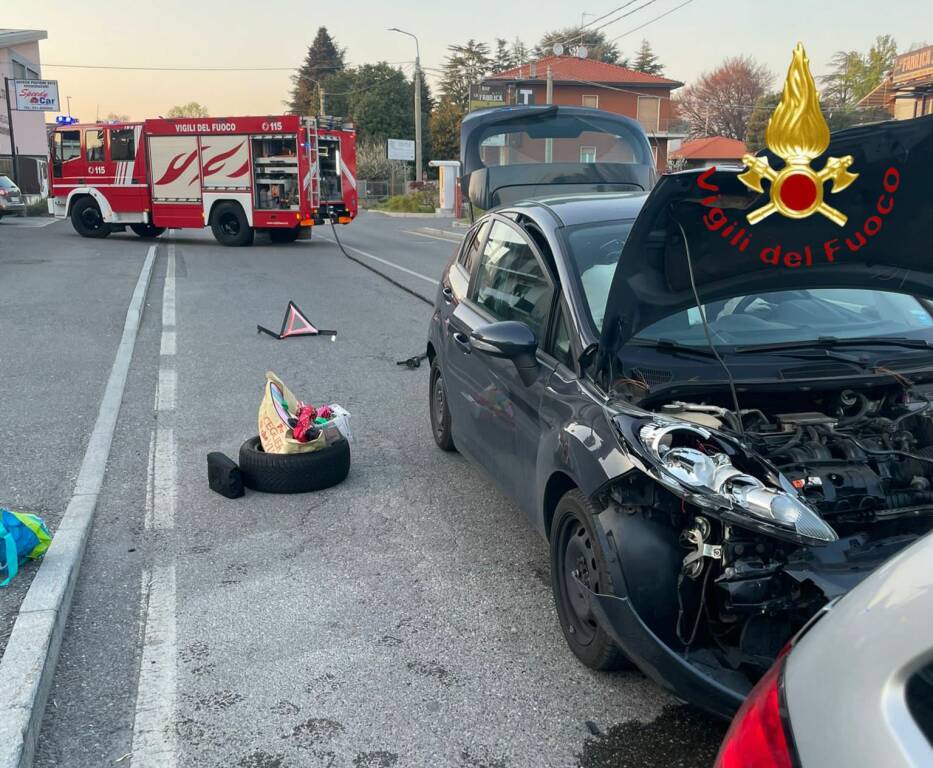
top-left (13, 79), bottom-right (60, 112)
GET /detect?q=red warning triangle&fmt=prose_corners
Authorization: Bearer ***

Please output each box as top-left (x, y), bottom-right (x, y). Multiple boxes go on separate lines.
top-left (281, 302), bottom-right (319, 337)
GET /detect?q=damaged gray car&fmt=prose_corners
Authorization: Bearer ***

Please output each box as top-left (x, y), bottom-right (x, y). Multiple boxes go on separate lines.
top-left (426, 106), bottom-right (933, 717)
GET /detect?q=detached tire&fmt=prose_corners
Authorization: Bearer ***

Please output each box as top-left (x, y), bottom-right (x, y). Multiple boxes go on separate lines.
top-left (210, 202), bottom-right (254, 247)
top-left (130, 223), bottom-right (166, 239)
top-left (71, 197), bottom-right (111, 238)
top-left (238, 436), bottom-right (350, 494)
top-left (550, 489), bottom-right (633, 671)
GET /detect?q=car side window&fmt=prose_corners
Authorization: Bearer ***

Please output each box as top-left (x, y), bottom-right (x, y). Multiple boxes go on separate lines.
top-left (472, 220), bottom-right (553, 341)
top-left (55, 131), bottom-right (81, 162)
top-left (86, 129), bottom-right (104, 162)
top-left (458, 220), bottom-right (489, 273)
top-left (110, 128), bottom-right (135, 161)
top-left (551, 305), bottom-right (574, 369)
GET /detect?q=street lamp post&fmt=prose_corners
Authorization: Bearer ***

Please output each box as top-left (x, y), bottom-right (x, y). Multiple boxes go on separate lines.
top-left (388, 27), bottom-right (422, 183)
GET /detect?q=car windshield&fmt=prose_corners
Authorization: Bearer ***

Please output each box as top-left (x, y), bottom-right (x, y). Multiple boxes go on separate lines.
top-left (562, 218), bottom-right (634, 330)
top-left (0, 176), bottom-right (17, 189)
top-left (634, 289), bottom-right (933, 347)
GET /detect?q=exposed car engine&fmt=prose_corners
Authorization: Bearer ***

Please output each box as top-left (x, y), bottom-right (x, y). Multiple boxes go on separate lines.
top-left (633, 383), bottom-right (933, 681)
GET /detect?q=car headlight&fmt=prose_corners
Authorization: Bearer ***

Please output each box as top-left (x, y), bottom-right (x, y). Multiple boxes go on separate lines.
top-left (637, 420), bottom-right (837, 545)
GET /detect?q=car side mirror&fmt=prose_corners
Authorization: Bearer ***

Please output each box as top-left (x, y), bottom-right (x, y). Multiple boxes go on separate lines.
top-left (470, 321), bottom-right (539, 385)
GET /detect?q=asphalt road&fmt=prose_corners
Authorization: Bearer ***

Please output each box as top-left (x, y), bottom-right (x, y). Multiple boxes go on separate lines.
top-left (3, 212), bottom-right (725, 768)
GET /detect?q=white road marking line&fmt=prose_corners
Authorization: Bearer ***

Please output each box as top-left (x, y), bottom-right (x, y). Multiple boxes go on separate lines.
top-left (316, 234), bottom-right (438, 285)
top-left (0, 244), bottom-right (157, 768)
top-left (160, 331), bottom-right (176, 356)
top-left (400, 228), bottom-right (462, 243)
top-left (162, 243), bottom-right (176, 327)
top-left (130, 565), bottom-right (177, 768)
top-left (156, 369), bottom-right (176, 412)
top-left (151, 427), bottom-right (176, 530)
top-left (144, 430), bottom-right (156, 530)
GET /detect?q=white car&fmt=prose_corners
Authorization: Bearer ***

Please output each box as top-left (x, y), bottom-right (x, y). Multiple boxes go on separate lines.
top-left (716, 531), bottom-right (933, 767)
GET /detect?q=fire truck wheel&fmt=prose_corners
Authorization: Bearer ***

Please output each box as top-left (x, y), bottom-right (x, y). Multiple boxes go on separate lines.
top-left (130, 224), bottom-right (166, 239)
top-left (71, 197), bottom-right (111, 239)
top-left (238, 436), bottom-right (351, 493)
top-left (210, 202), bottom-right (254, 247)
top-left (268, 227), bottom-right (300, 243)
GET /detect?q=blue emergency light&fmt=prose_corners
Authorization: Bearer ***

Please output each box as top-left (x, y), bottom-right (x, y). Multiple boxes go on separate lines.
top-left (55, 115), bottom-right (79, 125)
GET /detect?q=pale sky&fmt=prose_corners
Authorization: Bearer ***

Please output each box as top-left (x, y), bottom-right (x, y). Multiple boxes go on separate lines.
top-left (4, 0), bottom-right (932, 121)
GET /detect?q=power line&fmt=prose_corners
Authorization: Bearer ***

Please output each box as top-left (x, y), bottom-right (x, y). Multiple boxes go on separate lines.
top-left (42, 61), bottom-right (413, 72)
top-left (547, 1), bottom-right (643, 47)
top-left (608, 0), bottom-right (697, 42)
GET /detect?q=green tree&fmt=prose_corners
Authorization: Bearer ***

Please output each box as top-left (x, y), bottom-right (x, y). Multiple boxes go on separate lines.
top-left (347, 63), bottom-right (413, 144)
top-left (534, 26), bottom-right (623, 65)
top-left (510, 38), bottom-right (529, 68)
top-left (429, 97), bottom-right (464, 161)
top-left (821, 50), bottom-right (867, 107)
top-left (492, 38), bottom-right (514, 73)
top-left (744, 92), bottom-right (780, 152)
top-left (821, 35), bottom-right (898, 108)
top-left (289, 27), bottom-right (346, 115)
top-left (166, 102), bottom-right (209, 117)
top-left (440, 40), bottom-right (492, 110)
top-left (632, 39), bottom-right (664, 75)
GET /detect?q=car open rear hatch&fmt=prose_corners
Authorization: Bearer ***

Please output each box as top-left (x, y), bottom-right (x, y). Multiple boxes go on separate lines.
top-left (460, 105), bottom-right (656, 211)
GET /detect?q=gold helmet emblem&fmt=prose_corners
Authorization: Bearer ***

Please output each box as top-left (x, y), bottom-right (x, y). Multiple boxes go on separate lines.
top-left (739, 43), bottom-right (858, 226)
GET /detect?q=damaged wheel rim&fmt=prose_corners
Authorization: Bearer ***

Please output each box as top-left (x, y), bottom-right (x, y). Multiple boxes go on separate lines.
top-left (559, 520), bottom-right (599, 645)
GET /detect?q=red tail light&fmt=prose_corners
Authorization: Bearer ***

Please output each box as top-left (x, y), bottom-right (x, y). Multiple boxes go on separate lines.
top-left (715, 654), bottom-right (796, 768)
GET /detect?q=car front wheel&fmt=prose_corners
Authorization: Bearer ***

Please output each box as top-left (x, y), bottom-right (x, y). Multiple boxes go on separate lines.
top-left (551, 489), bottom-right (632, 671)
top-left (429, 359), bottom-right (455, 451)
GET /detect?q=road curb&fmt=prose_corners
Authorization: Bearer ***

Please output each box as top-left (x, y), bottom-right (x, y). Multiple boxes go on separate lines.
top-left (0, 244), bottom-right (158, 768)
top-left (365, 209), bottom-right (443, 218)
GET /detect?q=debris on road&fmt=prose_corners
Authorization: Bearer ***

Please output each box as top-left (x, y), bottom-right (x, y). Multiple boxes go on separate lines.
top-left (0, 508), bottom-right (52, 587)
top-left (206, 452), bottom-right (245, 499)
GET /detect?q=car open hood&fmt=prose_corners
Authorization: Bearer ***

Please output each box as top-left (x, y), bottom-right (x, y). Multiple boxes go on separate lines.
top-left (597, 114), bottom-right (933, 368)
top-left (460, 106), bottom-right (656, 211)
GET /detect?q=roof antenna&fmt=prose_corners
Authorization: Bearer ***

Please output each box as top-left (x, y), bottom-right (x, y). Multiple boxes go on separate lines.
top-left (675, 219), bottom-right (745, 436)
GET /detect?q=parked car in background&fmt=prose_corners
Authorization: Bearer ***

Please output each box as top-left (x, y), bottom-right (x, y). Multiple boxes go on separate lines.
top-left (0, 175), bottom-right (26, 219)
top-left (716, 530), bottom-right (933, 767)
top-left (427, 106), bottom-right (933, 717)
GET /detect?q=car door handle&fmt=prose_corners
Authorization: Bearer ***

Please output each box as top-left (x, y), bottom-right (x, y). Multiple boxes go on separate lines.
top-left (442, 285), bottom-right (454, 303)
top-left (452, 331), bottom-right (472, 353)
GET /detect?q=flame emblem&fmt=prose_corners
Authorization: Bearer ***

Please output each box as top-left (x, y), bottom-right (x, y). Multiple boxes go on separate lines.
top-left (739, 43), bottom-right (858, 226)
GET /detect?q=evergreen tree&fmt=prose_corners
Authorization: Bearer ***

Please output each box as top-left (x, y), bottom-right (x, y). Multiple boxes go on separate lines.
top-left (440, 40), bottom-right (492, 110)
top-left (430, 97), bottom-right (465, 162)
top-left (821, 35), bottom-right (898, 108)
top-left (510, 38), bottom-right (529, 68)
top-left (535, 27), bottom-right (623, 65)
top-left (492, 38), bottom-right (514, 73)
top-left (744, 92), bottom-right (780, 152)
top-left (289, 27), bottom-right (346, 115)
top-left (633, 39), bottom-right (664, 75)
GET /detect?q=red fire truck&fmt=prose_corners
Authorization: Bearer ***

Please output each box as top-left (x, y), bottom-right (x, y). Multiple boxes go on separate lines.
top-left (48, 115), bottom-right (357, 246)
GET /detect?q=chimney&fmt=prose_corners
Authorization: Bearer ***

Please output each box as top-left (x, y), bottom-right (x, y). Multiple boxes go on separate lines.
top-left (530, 61), bottom-right (537, 79)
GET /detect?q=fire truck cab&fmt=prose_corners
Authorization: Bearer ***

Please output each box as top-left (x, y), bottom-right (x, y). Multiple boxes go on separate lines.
top-left (48, 115), bottom-right (357, 246)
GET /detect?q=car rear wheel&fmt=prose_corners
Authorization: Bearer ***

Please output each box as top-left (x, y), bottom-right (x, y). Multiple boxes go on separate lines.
top-left (130, 223), bottom-right (166, 239)
top-left (210, 202), bottom-right (254, 247)
top-left (551, 489), bottom-right (633, 671)
top-left (429, 359), bottom-right (455, 451)
top-left (71, 197), bottom-right (111, 238)
top-left (268, 227), bottom-right (300, 243)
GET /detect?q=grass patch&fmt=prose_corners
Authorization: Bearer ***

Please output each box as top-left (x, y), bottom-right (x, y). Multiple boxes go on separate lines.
top-left (26, 199), bottom-right (50, 217)
top-left (373, 191), bottom-right (436, 213)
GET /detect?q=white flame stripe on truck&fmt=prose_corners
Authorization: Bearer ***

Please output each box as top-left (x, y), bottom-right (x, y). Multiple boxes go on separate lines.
top-left (341, 165), bottom-right (357, 190)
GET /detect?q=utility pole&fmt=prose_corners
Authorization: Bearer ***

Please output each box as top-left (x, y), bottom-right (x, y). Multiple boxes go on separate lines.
top-left (319, 84), bottom-right (326, 115)
top-left (3, 78), bottom-right (18, 185)
top-left (389, 27), bottom-right (422, 182)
